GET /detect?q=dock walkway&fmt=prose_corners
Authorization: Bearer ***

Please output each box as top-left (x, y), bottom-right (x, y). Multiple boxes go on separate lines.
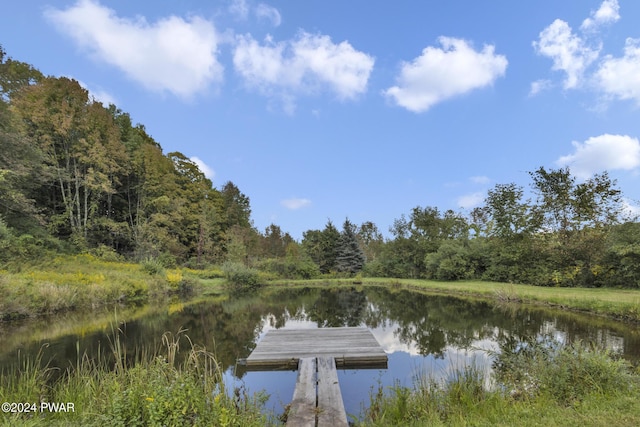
top-left (286, 356), bottom-right (347, 427)
top-left (245, 327), bottom-right (387, 370)
top-left (245, 327), bottom-right (387, 427)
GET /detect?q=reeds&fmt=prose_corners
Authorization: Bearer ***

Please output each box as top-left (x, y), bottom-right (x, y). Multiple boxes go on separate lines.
top-left (0, 326), bottom-right (270, 426)
top-left (361, 339), bottom-right (640, 426)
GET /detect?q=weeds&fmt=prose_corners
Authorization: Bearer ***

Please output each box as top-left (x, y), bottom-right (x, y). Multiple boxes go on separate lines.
top-left (0, 255), bottom-right (223, 320)
top-left (361, 338), bottom-right (640, 426)
top-left (0, 327), bottom-right (270, 426)
top-left (492, 336), bottom-right (636, 406)
top-left (494, 284), bottom-right (521, 303)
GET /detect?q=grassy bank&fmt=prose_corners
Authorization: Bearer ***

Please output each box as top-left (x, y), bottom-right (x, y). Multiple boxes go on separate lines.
top-left (0, 255), bottom-right (225, 320)
top-left (269, 278), bottom-right (640, 322)
top-left (380, 278), bottom-right (640, 322)
top-left (3, 255), bottom-right (640, 323)
top-left (358, 338), bottom-right (640, 426)
top-left (0, 329), bottom-right (269, 427)
top-left (2, 328), bottom-right (639, 426)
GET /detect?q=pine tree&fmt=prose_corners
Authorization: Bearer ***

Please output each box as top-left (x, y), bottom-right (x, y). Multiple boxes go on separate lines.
top-left (336, 218), bottom-right (365, 275)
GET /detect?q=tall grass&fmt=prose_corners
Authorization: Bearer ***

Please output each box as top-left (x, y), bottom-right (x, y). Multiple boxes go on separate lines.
top-left (0, 327), bottom-right (271, 426)
top-left (360, 339), bottom-right (640, 426)
top-left (0, 255), bottom-right (217, 320)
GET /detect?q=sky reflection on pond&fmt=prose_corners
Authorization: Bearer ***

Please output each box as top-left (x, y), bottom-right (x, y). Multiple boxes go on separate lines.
top-left (1, 286), bottom-right (638, 421)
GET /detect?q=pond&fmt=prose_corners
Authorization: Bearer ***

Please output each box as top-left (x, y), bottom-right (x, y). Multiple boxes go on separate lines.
top-left (1, 285), bottom-right (639, 421)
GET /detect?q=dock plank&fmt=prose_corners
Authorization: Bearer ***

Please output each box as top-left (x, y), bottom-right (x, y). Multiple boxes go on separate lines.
top-left (286, 358), bottom-right (316, 427)
top-left (246, 327), bottom-right (387, 370)
top-left (246, 328), bottom-right (386, 425)
top-left (317, 356), bottom-right (348, 427)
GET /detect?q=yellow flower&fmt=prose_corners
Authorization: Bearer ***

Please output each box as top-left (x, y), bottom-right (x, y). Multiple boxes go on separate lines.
top-left (145, 397), bottom-right (154, 402)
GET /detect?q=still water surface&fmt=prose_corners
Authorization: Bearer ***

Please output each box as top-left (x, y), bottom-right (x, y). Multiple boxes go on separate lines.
top-left (1, 286), bottom-right (639, 420)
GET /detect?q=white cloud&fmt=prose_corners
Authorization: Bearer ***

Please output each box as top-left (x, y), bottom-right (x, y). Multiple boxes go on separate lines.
top-left (233, 31), bottom-right (374, 110)
top-left (190, 156), bottom-right (216, 180)
top-left (533, 1), bottom-right (625, 95)
top-left (529, 79), bottom-right (554, 96)
top-left (383, 37), bottom-right (507, 113)
top-left (556, 134), bottom-right (640, 178)
top-left (255, 3), bottom-right (281, 27)
top-left (89, 88), bottom-right (117, 106)
top-left (621, 198), bottom-right (640, 220)
top-left (470, 175), bottom-right (490, 185)
top-left (581, 0), bottom-right (620, 31)
top-left (457, 192), bottom-right (485, 209)
top-left (533, 19), bottom-right (599, 90)
top-left (46, 0), bottom-right (223, 98)
top-left (281, 198), bottom-right (311, 210)
top-left (229, 0), bottom-right (249, 20)
top-left (596, 38), bottom-right (640, 104)
top-left (74, 78), bottom-right (117, 105)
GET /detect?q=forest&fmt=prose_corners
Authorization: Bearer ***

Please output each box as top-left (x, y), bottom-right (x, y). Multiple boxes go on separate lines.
top-left (1, 45), bottom-right (640, 289)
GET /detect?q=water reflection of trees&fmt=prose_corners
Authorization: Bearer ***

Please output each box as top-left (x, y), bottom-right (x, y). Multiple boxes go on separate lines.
top-left (2, 286), bottom-right (638, 381)
top-left (363, 288), bottom-right (502, 358)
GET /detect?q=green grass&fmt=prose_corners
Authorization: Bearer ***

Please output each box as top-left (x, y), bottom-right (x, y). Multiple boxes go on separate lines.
top-left (4, 253), bottom-right (640, 322)
top-left (0, 328), bottom-right (271, 427)
top-left (359, 340), bottom-right (640, 426)
top-left (2, 263), bottom-right (640, 426)
top-left (0, 255), bottom-right (228, 320)
top-left (384, 278), bottom-right (640, 322)
top-left (268, 277), bottom-right (640, 322)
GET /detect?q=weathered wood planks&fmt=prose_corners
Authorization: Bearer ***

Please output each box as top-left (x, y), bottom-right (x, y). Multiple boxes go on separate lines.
top-left (245, 327), bottom-right (387, 370)
top-left (285, 357), bottom-right (349, 427)
top-left (316, 356), bottom-right (348, 427)
top-left (248, 328), bottom-right (386, 427)
top-left (286, 358), bottom-right (316, 427)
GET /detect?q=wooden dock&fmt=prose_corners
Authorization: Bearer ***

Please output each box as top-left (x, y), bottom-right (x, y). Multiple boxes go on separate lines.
top-left (286, 356), bottom-right (348, 427)
top-left (245, 327), bottom-right (387, 370)
top-left (244, 327), bottom-right (388, 427)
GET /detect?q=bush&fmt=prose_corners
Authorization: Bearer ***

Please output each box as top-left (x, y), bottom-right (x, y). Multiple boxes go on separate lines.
top-left (90, 245), bottom-right (123, 262)
top-left (425, 240), bottom-right (473, 280)
top-left (182, 267), bottom-right (224, 279)
top-left (361, 259), bottom-right (384, 277)
top-left (222, 261), bottom-right (262, 294)
top-left (256, 258), bottom-right (320, 280)
top-left (492, 336), bottom-right (635, 405)
top-left (141, 258), bottom-right (165, 276)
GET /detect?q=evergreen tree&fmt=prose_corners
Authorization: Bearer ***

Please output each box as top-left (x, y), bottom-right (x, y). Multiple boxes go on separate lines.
top-left (302, 220), bottom-right (341, 273)
top-left (336, 218), bottom-right (365, 275)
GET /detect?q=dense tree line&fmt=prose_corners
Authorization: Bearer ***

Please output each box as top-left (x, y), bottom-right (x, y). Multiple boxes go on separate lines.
top-left (1, 46), bottom-right (639, 288)
top-left (0, 46), bottom-right (276, 267)
top-left (360, 168), bottom-right (640, 288)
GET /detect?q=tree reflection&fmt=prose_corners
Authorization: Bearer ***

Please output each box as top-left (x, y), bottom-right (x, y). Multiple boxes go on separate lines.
top-left (1, 285), bottom-right (638, 381)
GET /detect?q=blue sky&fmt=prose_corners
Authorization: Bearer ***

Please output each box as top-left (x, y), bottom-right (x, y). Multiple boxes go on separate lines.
top-left (3, 0), bottom-right (640, 239)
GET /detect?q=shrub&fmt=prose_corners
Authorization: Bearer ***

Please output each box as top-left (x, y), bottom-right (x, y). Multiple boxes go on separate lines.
top-left (141, 258), bottom-right (165, 276)
top-left (90, 245), bottom-right (123, 262)
top-left (222, 261), bottom-right (262, 294)
top-left (492, 336), bottom-right (635, 405)
top-left (256, 258), bottom-right (320, 280)
top-left (361, 259), bottom-right (384, 277)
top-left (182, 267), bottom-right (225, 279)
